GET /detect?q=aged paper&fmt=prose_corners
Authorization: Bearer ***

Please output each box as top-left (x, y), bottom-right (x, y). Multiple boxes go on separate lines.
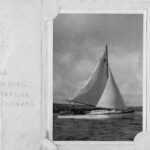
top-left (0, 0), bottom-right (150, 150)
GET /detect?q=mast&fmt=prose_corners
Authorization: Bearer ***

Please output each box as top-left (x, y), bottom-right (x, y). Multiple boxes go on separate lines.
top-left (102, 44), bottom-right (109, 78)
top-left (105, 44), bottom-right (109, 78)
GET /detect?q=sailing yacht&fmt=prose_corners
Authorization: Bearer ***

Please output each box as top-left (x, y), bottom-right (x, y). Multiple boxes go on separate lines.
top-left (58, 45), bottom-right (134, 119)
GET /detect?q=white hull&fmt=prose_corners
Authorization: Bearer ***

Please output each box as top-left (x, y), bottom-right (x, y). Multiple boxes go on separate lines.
top-left (58, 114), bottom-right (110, 119)
top-left (58, 111), bottom-right (134, 119)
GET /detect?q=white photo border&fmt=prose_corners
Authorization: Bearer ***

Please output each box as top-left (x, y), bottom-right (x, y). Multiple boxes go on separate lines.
top-left (41, 1), bottom-right (150, 149)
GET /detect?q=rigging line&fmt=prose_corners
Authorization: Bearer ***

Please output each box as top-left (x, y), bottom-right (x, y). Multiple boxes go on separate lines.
top-left (65, 99), bottom-right (95, 107)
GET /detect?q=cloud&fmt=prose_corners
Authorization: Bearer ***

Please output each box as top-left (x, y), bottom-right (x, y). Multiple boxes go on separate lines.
top-left (73, 58), bottom-right (95, 79)
top-left (60, 53), bottom-right (72, 64)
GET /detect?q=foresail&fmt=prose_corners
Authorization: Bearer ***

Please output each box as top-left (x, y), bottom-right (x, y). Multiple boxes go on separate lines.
top-left (71, 49), bottom-right (109, 106)
top-left (96, 69), bottom-right (126, 110)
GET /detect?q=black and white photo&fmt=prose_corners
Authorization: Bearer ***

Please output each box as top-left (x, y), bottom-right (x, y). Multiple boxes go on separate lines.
top-left (53, 14), bottom-right (143, 141)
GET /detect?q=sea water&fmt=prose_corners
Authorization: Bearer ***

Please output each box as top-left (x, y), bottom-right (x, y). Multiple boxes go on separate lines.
top-left (53, 111), bottom-right (142, 141)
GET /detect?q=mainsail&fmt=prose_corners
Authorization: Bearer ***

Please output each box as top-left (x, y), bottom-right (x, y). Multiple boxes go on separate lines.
top-left (69, 45), bottom-right (126, 110)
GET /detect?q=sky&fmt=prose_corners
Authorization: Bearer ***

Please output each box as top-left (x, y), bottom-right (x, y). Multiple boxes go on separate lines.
top-left (53, 14), bottom-right (143, 106)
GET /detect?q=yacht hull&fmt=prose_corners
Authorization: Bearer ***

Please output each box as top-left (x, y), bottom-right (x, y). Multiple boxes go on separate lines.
top-left (58, 110), bottom-right (134, 119)
top-left (58, 114), bottom-right (110, 119)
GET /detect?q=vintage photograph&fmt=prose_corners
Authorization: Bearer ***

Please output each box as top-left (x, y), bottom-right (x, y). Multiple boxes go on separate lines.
top-left (53, 14), bottom-right (143, 141)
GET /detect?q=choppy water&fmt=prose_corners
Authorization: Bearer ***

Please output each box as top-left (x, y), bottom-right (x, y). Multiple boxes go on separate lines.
top-left (53, 111), bottom-right (142, 141)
